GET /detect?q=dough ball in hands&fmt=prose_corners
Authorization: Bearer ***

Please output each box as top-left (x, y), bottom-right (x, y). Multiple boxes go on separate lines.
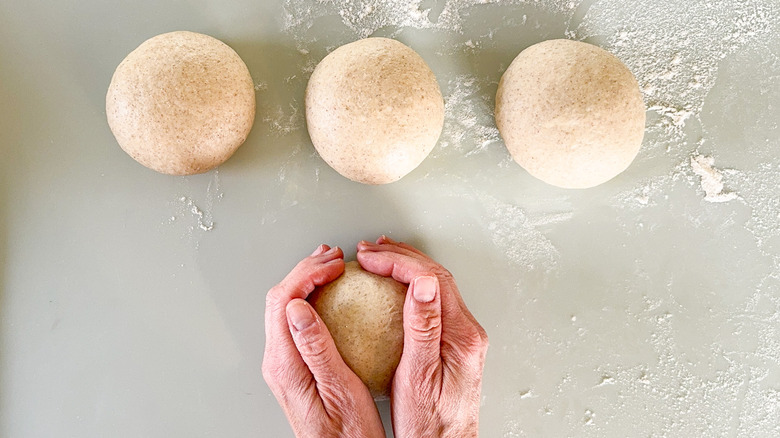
top-left (495, 39), bottom-right (646, 189)
top-left (305, 37), bottom-right (444, 184)
top-left (307, 261), bottom-right (407, 398)
top-left (106, 31), bottom-right (255, 175)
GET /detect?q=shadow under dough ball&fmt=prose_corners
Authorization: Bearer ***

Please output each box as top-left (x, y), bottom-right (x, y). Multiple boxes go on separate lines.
top-left (307, 261), bottom-right (407, 398)
top-left (106, 31), bottom-right (255, 175)
top-left (305, 37), bottom-right (444, 184)
top-left (495, 39), bottom-right (646, 189)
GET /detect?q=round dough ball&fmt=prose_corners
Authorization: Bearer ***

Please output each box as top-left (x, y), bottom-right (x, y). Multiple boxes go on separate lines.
top-left (305, 37), bottom-right (444, 184)
top-left (308, 261), bottom-right (407, 398)
top-left (495, 39), bottom-right (645, 189)
top-left (106, 31), bottom-right (255, 175)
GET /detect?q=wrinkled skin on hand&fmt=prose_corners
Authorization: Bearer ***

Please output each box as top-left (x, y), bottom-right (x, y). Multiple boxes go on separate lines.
top-left (358, 236), bottom-right (489, 438)
top-left (263, 237), bottom-right (488, 438)
top-left (262, 245), bottom-right (385, 438)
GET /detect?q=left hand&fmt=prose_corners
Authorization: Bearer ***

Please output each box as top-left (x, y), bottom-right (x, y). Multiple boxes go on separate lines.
top-left (262, 244), bottom-right (386, 438)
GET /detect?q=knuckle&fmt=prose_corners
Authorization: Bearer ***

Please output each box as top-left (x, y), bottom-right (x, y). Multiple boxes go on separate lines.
top-left (433, 266), bottom-right (454, 281)
top-left (267, 266), bottom-right (318, 306)
top-left (261, 360), bottom-right (285, 389)
top-left (475, 325), bottom-right (489, 350)
top-left (441, 267), bottom-right (454, 279)
top-left (265, 291), bottom-right (289, 318)
top-left (469, 327), bottom-right (489, 350)
top-left (265, 286), bottom-right (280, 305)
top-left (296, 330), bottom-right (333, 368)
top-left (457, 325), bottom-right (489, 358)
top-left (409, 312), bottom-right (442, 343)
top-left (265, 285), bottom-right (287, 308)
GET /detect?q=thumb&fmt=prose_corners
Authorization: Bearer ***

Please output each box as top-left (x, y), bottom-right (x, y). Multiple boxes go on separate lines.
top-left (286, 299), bottom-right (353, 388)
top-left (402, 275), bottom-right (442, 370)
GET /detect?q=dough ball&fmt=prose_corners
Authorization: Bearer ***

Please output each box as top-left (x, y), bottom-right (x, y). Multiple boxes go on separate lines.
top-left (106, 31), bottom-right (255, 175)
top-left (495, 39), bottom-right (645, 189)
top-left (308, 261), bottom-right (407, 398)
top-left (305, 37), bottom-right (444, 184)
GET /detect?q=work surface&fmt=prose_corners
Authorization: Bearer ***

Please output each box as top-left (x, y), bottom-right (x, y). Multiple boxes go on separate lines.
top-left (1, 0), bottom-right (779, 436)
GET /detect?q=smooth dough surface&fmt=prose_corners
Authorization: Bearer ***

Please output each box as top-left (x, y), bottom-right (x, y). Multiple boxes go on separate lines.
top-left (106, 31), bottom-right (255, 175)
top-left (305, 37), bottom-right (444, 184)
top-left (495, 39), bottom-right (645, 189)
top-left (308, 261), bottom-right (407, 398)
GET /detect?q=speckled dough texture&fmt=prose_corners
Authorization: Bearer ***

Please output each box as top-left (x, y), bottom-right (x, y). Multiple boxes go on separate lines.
top-left (106, 31), bottom-right (255, 175)
top-left (307, 261), bottom-right (407, 398)
top-left (495, 39), bottom-right (645, 189)
top-left (305, 37), bottom-right (444, 184)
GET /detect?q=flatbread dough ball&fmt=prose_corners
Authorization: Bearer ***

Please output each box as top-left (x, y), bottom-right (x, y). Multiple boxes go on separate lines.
top-left (305, 37), bottom-right (444, 184)
top-left (106, 31), bottom-right (255, 175)
top-left (308, 261), bottom-right (407, 398)
top-left (495, 39), bottom-right (645, 189)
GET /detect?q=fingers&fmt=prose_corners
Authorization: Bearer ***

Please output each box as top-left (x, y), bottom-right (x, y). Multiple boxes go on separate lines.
top-left (356, 240), bottom-right (465, 319)
top-left (264, 247), bottom-right (386, 437)
top-left (356, 246), bottom-right (434, 284)
top-left (269, 246), bottom-right (344, 305)
top-left (263, 245), bottom-right (345, 393)
top-left (310, 244), bottom-right (329, 256)
top-left (401, 275), bottom-right (443, 380)
top-left (357, 238), bottom-right (485, 357)
top-left (286, 299), bottom-right (361, 402)
top-left (266, 246), bottom-right (344, 337)
top-left (376, 235), bottom-right (427, 257)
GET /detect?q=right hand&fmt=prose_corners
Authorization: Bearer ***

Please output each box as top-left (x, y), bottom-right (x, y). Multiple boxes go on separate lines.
top-left (357, 236), bottom-right (489, 437)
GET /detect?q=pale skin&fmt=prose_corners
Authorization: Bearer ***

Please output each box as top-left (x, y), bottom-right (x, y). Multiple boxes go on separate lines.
top-left (262, 236), bottom-right (489, 437)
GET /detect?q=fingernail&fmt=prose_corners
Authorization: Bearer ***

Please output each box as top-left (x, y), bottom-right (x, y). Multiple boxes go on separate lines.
top-left (324, 246), bottom-right (339, 255)
top-left (311, 244), bottom-right (327, 256)
top-left (287, 300), bottom-right (316, 332)
top-left (412, 276), bottom-right (437, 303)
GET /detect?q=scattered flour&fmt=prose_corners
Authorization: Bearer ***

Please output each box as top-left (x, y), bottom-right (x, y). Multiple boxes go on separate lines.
top-left (181, 197), bottom-right (215, 232)
top-left (731, 162), bottom-right (780, 267)
top-left (437, 74), bottom-right (501, 157)
top-left (276, 2), bottom-right (780, 436)
top-left (480, 196), bottom-right (561, 271)
top-left (647, 104), bottom-right (695, 140)
top-left (571, 0), bottom-right (776, 115)
top-left (169, 170), bottom-right (223, 235)
top-left (284, 0), bottom-right (534, 39)
top-left (262, 100), bottom-right (302, 136)
top-left (689, 155), bottom-right (739, 203)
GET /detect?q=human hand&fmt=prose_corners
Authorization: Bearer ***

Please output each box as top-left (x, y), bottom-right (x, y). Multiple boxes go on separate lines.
top-left (357, 236), bottom-right (489, 437)
top-left (262, 245), bottom-right (386, 438)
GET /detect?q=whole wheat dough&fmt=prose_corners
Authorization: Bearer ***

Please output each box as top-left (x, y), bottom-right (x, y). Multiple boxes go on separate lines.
top-left (305, 37), bottom-right (444, 184)
top-left (307, 261), bottom-right (407, 398)
top-left (495, 39), bottom-right (645, 189)
top-left (106, 31), bottom-right (255, 175)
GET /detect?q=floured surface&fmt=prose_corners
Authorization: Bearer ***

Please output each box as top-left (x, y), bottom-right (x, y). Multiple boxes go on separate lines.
top-left (1, 0), bottom-right (779, 437)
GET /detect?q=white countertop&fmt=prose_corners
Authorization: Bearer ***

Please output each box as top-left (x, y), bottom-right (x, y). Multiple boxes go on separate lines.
top-left (1, 0), bottom-right (779, 436)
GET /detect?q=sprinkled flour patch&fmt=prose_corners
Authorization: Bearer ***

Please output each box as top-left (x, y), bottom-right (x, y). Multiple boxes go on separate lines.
top-left (263, 100), bottom-right (303, 136)
top-left (478, 195), bottom-right (564, 271)
top-left (437, 74), bottom-right (501, 157)
top-left (275, 1), bottom-right (780, 437)
top-left (283, 0), bottom-right (583, 40)
top-left (167, 170), bottom-right (223, 247)
top-left (690, 155), bottom-right (739, 203)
